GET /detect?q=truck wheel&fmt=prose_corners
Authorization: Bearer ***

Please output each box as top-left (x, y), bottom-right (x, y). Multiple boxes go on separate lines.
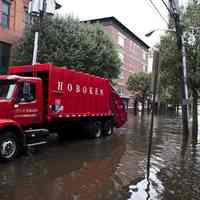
top-left (0, 131), bottom-right (19, 161)
top-left (57, 131), bottom-right (65, 142)
top-left (103, 120), bottom-right (113, 136)
top-left (89, 121), bottom-right (102, 139)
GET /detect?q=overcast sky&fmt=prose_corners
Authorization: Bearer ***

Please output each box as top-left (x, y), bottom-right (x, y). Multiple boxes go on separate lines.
top-left (56, 0), bottom-right (188, 47)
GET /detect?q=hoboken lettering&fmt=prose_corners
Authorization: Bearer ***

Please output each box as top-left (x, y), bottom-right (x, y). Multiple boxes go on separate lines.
top-left (57, 81), bottom-right (104, 96)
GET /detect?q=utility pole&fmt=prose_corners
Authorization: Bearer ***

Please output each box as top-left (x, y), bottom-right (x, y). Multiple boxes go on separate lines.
top-left (30, 0), bottom-right (47, 66)
top-left (146, 50), bottom-right (160, 196)
top-left (169, 0), bottom-right (189, 135)
top-left (29, 0), bottom-right (61, 66)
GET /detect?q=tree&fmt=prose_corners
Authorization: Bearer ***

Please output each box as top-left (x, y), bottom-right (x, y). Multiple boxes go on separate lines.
top-left (159, 33), bottom-right (181, 111)
top-left (159, 0), bottom-right (200, 137)
top-left (127, 72), bottom-right (152, 113)
top-left (12, 16), bottom-right (121, 79)
top-left (183, 0), bottom-right (200, 139)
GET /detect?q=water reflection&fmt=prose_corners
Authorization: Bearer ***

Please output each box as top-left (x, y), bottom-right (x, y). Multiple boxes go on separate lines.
top-left (127, 114), bottom-right (200, 200)
top-left (1, 114), bottom-right (200, 200)
top-left (127, 113), bottom-right (164, 200)
top-left (0, 135), bottom-right (127, 200)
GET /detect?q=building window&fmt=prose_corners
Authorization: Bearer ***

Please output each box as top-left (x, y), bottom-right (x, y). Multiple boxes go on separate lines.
top-left (143, 50), bottom-right (146, 60)
top-left (0, 42), bottom-right (11, 74)
top-left (1, 0), bottom-right (10, 28)
top-left (131, 41), bottom-right (135, 51)
top-left (118, 52), bottom-right (124, 63)
top-left (143, 64), bottom-right (148, 72)
top-left (118, 34), bottom-right (125, 47)
top-left (117, 87), bottom-right (125, 96)
top-left (25, 10), bottom-right (32, 25)
top-left (119, 70), bottom-right (124, 79)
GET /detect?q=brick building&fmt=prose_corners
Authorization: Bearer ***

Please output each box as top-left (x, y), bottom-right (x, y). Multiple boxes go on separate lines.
top-left (86, 17), bottom-right (149, 108)
top-left (0, 0), bottom-right (29, 73)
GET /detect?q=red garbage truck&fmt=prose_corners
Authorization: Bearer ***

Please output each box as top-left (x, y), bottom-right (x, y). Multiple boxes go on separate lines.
top-left (0, 64), bottom-right (127, 161)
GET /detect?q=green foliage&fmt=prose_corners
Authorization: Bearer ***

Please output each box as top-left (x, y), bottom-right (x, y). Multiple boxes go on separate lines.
top-left (159, 0), bottom-right (200, 104)
top-left (183, 1), bottom-right (200, 92)
top-left (12, 16), bottom-right (121, 79)
top-left (127, 72), bottom-right (152, 100)
top-left (159, 33), bottom-right (181, 105)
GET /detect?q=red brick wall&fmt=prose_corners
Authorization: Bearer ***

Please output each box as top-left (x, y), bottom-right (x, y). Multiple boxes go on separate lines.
top-left (0, 0), bottom-right (27, 44)
top-left (103, 24), bottom-right (149, 108)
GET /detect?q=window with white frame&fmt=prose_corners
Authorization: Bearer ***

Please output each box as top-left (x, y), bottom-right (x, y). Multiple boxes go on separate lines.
top-left (118, 34), bottom-right (125, 47)
top-left (143, 50), bottom-right (146, 60)
top-left (118, 52), bottom-right (124, 63)
top-left (119, 70), bottom-right (124, 79)
top-left (1, 0), bottom-right (10, 29)
top-left (117, 87), bottom-right (125, 96)
top-left (143, 64), bottom-right (148, 72)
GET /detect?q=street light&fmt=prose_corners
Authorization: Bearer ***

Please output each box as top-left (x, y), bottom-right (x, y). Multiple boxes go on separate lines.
top-left (145, 26), bottom-right (200, 37)
top-left (145, 28), bottom-right (176, 37)
top-left (145, 30), bottom-right (156, 37)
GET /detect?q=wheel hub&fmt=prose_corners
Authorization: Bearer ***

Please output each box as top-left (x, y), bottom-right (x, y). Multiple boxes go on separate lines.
top-left (107, 127), bottom-right (112, 135)
top-left (95, 129), bottom-right (101, 138)
top-left (1, 140), bottom-right (16, 159)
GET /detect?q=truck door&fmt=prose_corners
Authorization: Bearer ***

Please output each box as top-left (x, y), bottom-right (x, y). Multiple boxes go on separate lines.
top-left (13, 81), bottom-right (43, 126)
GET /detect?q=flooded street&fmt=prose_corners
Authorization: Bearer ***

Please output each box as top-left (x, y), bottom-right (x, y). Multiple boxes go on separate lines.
top-left (0, 113), bottom-right (200, 200)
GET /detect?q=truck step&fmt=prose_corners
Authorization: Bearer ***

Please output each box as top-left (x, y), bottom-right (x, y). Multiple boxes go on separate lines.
top-left (25, 129), bottom-right (49, 146)
top-left (25, 129), bottom-right (49, 134)
top-left (27, 141), bottom-right (47, 147)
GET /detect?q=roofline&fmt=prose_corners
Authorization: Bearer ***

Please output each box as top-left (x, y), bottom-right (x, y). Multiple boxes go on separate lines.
top-left (82, 16), bottom-right (149, 49)
top-left (0, 75), bottom-right (40, 81)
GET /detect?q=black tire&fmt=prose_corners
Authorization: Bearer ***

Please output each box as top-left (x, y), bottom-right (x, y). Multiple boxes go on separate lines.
top-left (57, 129), bottom-right (67, 142)
top-left (88, 121), bottom-right (103, 139)
top-left (0, 131), bottom-right (19, 161)
top-left (103, 120), bottom-right (113, 136)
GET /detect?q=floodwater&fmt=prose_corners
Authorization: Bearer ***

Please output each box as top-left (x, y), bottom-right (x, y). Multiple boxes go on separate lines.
top-left (0, 113), bottom-right (200, 200)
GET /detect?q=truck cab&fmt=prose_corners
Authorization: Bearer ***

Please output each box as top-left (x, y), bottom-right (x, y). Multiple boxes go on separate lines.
top-left (0, 75), bottom-right (44, 126)
top-left (0, 75), bottom-right (45, 161)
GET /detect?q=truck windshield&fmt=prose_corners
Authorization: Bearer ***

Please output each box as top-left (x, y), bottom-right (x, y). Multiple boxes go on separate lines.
top-left (0, 80), bottom-right (16, 100)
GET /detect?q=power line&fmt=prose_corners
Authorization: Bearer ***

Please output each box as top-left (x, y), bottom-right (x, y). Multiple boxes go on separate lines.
top-left (160, 0), bottom-right (173, 15)
top-left (148, 0), bottom-right (169, 24)
top-left (145, 0), bottom-right (169, 25)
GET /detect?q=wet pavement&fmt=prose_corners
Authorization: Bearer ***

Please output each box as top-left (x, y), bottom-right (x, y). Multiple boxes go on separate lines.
top-left (0, 113), bottom-right (200, 200)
